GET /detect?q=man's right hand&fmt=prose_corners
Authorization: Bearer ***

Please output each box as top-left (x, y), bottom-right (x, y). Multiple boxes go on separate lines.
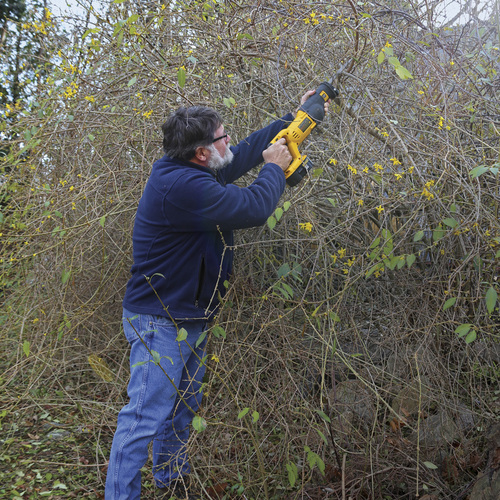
top-left (263, 138), bottom-right (292, 172)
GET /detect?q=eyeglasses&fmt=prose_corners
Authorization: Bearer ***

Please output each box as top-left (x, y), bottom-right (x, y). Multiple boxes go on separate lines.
top-left (212, 133), bottom-right (228, 143)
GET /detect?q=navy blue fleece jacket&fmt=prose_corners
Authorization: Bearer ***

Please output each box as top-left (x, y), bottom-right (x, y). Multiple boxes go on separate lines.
top-left (122, 114), bottom-right (293, 320)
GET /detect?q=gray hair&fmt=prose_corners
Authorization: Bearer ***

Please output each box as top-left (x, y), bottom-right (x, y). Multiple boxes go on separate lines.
top-left (161, 106), bottom-right (222, 161)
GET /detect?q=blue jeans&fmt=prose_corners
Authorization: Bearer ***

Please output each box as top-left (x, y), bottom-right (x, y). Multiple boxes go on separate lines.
top-left (105, 308), bottom-right (207, 499)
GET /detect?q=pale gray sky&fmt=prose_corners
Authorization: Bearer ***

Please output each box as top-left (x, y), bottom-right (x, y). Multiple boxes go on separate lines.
top-left (48, 0), bottom-right (490, 24)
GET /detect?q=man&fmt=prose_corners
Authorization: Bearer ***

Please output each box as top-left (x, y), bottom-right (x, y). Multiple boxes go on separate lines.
top-left (105, 90), bottom-right (328, 499)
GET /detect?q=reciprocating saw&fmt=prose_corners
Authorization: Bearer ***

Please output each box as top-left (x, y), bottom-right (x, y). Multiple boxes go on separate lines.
top-left (269, 80), bottom-right (339, 187)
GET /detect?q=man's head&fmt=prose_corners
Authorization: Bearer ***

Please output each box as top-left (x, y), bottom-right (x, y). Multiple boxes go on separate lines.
top-left (162, 106), bottom-right (233, 169)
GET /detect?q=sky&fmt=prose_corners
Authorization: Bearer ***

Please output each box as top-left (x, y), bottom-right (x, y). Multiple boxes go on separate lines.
top-left (48, 0), bottom-right (491, 24)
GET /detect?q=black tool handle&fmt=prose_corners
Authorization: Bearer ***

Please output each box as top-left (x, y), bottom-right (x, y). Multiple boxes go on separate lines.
top-left (300, 81), bottom-right (339, 123)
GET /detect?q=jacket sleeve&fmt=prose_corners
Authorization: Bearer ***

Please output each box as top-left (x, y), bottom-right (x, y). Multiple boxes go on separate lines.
top-left (218, 113), bottom-right (293, 185)
top-left (163, 163), bottom-right (286, 232)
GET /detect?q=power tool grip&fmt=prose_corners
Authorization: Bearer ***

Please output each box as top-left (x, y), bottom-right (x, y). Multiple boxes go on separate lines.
top-left (300, 81), bottom-right (339, 123)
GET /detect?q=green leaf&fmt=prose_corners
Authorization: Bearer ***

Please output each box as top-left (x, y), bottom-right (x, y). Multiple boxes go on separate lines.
top-left (151, 350), bottom-right (161, 365)
top-left (23, 340), bottom-right (30, 357)
top-left (177, 67), bottom-right (186, 88)
top-left (470, 165), bottom-right (489, 178)
top-left (329, 311), bottom-right (340, 323)
top-left (252, 411), bottom-right (259, 423)
top-left (423, 461), bottom-right (438, 470)
top-left (443, 297), bottom-right (456, 310)
top-left (406, 254), bottom-right (416, 268)
top-left (82, 28), bottom-right (100, 40)
top-left (366, 262), bottom-right (384, 278)
top-left (388, 56), bottom-right (400, 67)
top-left (443, 217), bottom-right (458, 228)
top-left (486, 286), bottom-right (498, 314)
top-left (127, 14), bottom-right (139, 24)
top-left (465, 330), bottom-right (477, 344)
top-left (61, 269), bottom-right (71, 284)
top-left (223, 97), bottom-right (236, 108)
top-left (195, 331), bottom-right (207, 348)
top-left (236, 33), bottom-right (254, 40)
top-left (212, 325), bottom-right (226, 339)
top-left (305, 447), bottom-right (325, 475)
top-left (99, 215), bottom-right (106, 228)
top-left (278, 263), bottom-right (291, 278)
top-left (267, 216), bottom-right (276, 230)
top-left (316, 409), bottom-right (331, 423)
top-left (316, 428), bottom-right (328, 445)
top-left (455, 324), bottom-right (472, 337)
top-left (283, 201), bottom-right (291, 211)
top-left (281, 282), bottom-right (294, 298)
top-left (238, 407), bottom-right (250, 419)
top-left (433, 226), bottom-right (445, 242)
top-left (127, 76), bottom-right (137, 87)
top-left (192, 415), bottom-right (207, 432)
top-left (395, 65), bottom-right (413, 80)
top-left (176, 328), bottom-right (188, 342)
top-left (377, 51), bottom-right (385, 64)
top-left (286, 462), bottom-right (298, 488)
top-left (275, 207), bottom-right (283, 221)
top-left (132, 361), bottom-right (149, 367)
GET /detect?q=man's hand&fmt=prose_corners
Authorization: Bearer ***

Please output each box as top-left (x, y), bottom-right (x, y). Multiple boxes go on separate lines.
top-left (263, 138), bottom-right (292, 172)
top-left (296, 89), bottom-right (331, 117)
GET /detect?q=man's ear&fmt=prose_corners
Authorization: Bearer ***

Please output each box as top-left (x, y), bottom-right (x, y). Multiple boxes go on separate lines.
top-left (195, 146), bottom-right (207, 162)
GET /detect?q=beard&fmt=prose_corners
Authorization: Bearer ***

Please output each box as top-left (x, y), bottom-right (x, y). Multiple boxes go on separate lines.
top-left (207, 143), bottom-right (234, 171)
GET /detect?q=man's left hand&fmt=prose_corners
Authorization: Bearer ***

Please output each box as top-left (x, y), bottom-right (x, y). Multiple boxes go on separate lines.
top-left (296, 89), bottom-right (331, 117)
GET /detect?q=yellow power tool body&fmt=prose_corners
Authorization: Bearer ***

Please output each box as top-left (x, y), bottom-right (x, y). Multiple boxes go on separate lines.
top-left (270, 81), bottom-right (339, 186)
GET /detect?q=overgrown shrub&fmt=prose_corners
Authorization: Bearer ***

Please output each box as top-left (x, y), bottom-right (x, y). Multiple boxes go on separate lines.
top-left (1, 1), bottom-right (498, 498)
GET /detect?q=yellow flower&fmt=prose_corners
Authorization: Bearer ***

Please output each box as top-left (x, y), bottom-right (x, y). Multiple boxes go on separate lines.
top-left (394, 173), bottom-right (402, 180)
top-left (358, 199), bottom-right (364, 206)
top-left (376, 205), bottom-right (384, 213)
top-left (299, 222), bottom-right (313, 232)
top-left (390, 157), bottom-right (401, 165)
top-left (373, 163), bottom-right (384, 172)
top-left (421, 187), bottom-right (434, 200)
top-left (347, 164), bottom-right (357, 174)
top-left (211, 354), bottom-right (219, 363)
top-left (338, 248), bottom-right (346, 258)
top-left (328, 158), bottom-right (338, 166)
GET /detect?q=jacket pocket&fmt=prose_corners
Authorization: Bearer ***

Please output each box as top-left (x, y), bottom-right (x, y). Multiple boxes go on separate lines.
top-left (194, 256), bottom-right (206, 306)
